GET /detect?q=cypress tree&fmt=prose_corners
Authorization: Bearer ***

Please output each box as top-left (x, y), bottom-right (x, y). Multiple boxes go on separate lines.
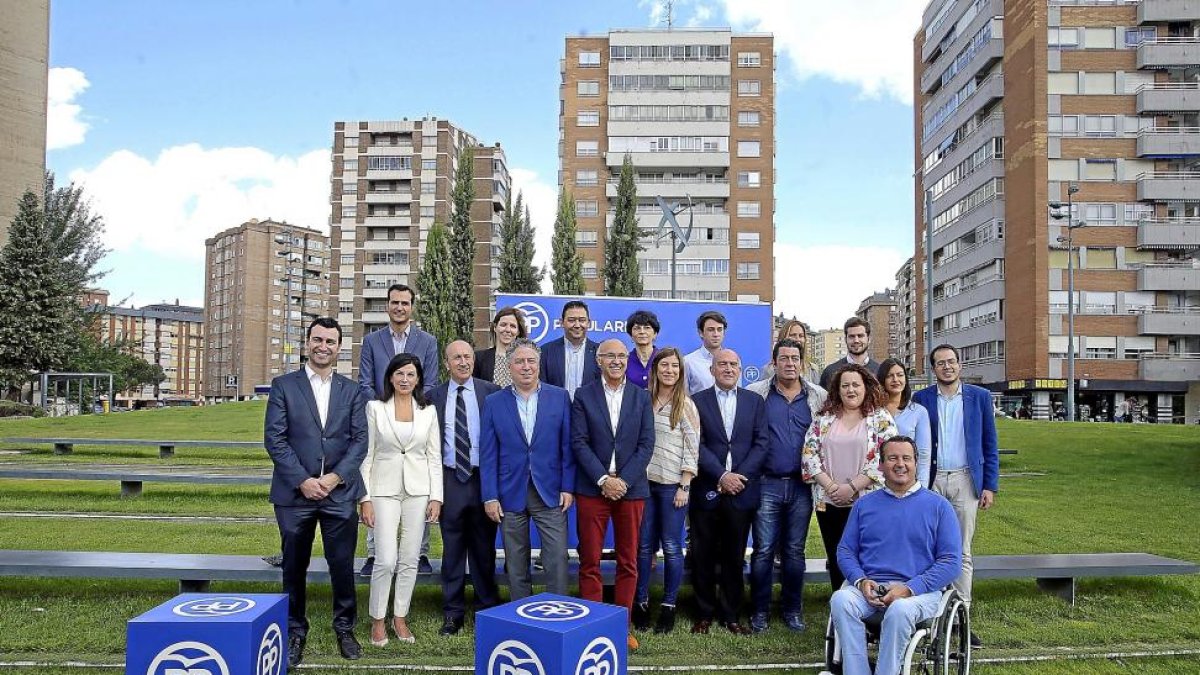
top-left (604, 153), bottom-right (643, 297)
top-left (447, 145), bottom-right (476, 342)
top-left (416, 222), bottom-right (455, 380)
top-left (550, 189), bottom-right (585, 295)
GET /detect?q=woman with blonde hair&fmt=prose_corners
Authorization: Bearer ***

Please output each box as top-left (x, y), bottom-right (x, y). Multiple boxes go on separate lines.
top-left (801, 363), bottom-right (897, 591)
top-left (766, 319), bottom-right (819, 383)
top-left (360, 353), bottom-right (443, 646)
top-left (631, 347), bottom-right (698, 635)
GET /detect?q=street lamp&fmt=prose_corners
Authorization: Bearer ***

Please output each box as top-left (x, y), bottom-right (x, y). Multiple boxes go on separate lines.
top-left (1050, 183), bottom-right (1083, 422)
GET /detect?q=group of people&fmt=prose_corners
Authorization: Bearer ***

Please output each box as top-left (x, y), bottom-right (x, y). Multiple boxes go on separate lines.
top-left (264, 286), bottom-right (1000, 673)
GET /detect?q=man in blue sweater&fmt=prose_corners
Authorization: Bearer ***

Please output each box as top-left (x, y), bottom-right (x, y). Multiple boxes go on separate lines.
top-left (827, 436), bottom-right (962, 675)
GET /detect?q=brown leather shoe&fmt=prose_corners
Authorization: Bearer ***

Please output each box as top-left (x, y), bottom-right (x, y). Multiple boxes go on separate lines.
top-left (722, 621), bottom-right (751, 635)
top-left (627, 633), bottom-right (639, 651)
top-left (690, 619), bottom-right (712, 634)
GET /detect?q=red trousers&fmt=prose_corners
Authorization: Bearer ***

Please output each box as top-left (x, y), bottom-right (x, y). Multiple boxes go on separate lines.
top-left (575, 494), bottom-right (645, 615)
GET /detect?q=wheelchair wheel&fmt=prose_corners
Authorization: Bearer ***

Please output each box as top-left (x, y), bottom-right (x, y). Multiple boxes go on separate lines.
top-left (901, 627), bottom-right (935, 675)
top-left (938, 597), bottom-right (970, 675)
top-left (823, 614), bottom-right (844, 675)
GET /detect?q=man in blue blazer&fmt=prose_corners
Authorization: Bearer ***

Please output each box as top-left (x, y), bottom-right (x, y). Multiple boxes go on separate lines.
top-left (571, 338), bottom-right (655, 649)
top-left (539, 299), bottom-right (600, 399)
top-left (429, 340), bottom-right (502, 635)
top-left (264, 318), bottom-right (368, 667)
top-left (480, 338), bottom-right (577, 600)
top-left (689, 348), bottom-right (769, 636)
top-left (912, 343), bottom-right (999, 648)
top-left (358, 283), bottom-right (440, 577)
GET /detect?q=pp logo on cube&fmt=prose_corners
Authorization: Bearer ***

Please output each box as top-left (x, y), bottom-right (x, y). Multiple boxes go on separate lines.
top-left (127, 593), bottom-right (287, 675)
top-left (477, 593), bottom-right (626, 675)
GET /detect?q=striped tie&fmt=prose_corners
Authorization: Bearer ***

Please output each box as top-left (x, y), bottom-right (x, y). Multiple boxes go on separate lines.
top-left (455, 386), bottom-right (472, 483)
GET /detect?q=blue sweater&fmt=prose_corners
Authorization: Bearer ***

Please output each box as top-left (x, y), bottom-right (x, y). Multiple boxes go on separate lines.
top-left (836, 487), bottom-right (962, 596)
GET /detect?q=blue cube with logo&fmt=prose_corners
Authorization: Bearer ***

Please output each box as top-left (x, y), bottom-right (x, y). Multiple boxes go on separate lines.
top-left (476, 593), bottom-right (626, 675)
top-left (126, 593), bottom-right (288, 675)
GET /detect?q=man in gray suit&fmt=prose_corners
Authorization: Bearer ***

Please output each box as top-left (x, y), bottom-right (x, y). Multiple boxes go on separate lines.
top-left (265, 317), bottom-right (368, 668)
top-left (358, 283), bottom-right (441, 577)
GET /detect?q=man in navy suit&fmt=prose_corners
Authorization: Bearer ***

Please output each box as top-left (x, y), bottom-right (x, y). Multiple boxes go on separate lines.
top-left (571, 338), bottom-right (655, 650)
top-left (480, 338), bottom-right (577, 600)
top-left (912, 343), bottom-right (999, 648)
top-left (429, 340), bottom-right (502, 635)
top-left (264, 317), bottom-right (368, 667)
top-left (358, 283), bottom-right (440, 577)
top-left (539, 299), bottom-right (600, 399)
top-left (689, 348), bottom-right (768, 636)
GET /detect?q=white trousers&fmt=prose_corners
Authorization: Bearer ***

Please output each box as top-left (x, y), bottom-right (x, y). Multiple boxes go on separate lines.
top-left (368, 492), bottom-right (429, 619)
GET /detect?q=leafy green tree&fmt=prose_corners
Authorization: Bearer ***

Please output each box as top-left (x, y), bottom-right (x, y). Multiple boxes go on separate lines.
top-left (604, 154), bottom-right (643, 297)
top-left (447, 145), bottom-right (477, 342)
top-left (521, 202), bottom-right (546, 291)
top-left (417, 222), bottom-right (456, 380)
top-left (550, 189), bottom-right (585, 295)
top-left (69, 326), bottom-right (166, 394)
top-left (43, 172), bottom-right (109, 289)
top-left (497, 190), bottom-right (544, 293)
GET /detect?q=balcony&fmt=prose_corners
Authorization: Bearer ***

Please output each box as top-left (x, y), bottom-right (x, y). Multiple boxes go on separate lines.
top-left (1137, 127), bottom-right (1200, 157)
top-left (364, 192), bottom-right (413, 204)
top-left (1136, 172), bottom-right (1200, 201)
top-left (1139, 353), bottom-right (1200, 381)
top-left (605, 151), bottom-right (730, 169)
top-left (1137, 37), bottom-right (1200, 70)
top-left (1136, 308), bottom-right (1200, 335)
top-left (1136, 262), bottom-right (1200, 290)
top-left (1136, 83), bottom-right (1200, 113)
top-left (605, 176), bottom-right (730, 200)
top-left (1139, 0), bottom-right (1200, 24)
top-left (1136, 218), bottom-right (1200, 249)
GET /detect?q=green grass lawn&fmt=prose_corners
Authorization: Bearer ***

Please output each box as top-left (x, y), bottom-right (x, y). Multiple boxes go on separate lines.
top-left (0, 413), bottom-right (1194, 671)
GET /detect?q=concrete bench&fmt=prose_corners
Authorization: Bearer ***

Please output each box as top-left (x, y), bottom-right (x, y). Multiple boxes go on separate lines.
top-left (0, 437), bottom-right (262, 459)
top-left (0, 463), bottom-right (269, 497)
top-left (0, 550), bottom-right (1191, 603)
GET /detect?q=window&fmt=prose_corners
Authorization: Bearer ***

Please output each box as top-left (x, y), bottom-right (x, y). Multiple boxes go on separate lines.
top-left (1048, 72), bottom-right (1078, 95)
top-left (1084, 116), bottom-right (1117, 137)
top-left (1084, 336), bottom-right (1117, 360)
top-left (344, 135), bottom-right (359, 147)
top-left (577, 111), bottom-right (600, 127)
top-left (736, 262), bottom-right (761, 280)
top-left (575, 200), bottom-right (599, 217)
top-left (1048, 28), bottom-right (1079, 49)
top-left (1122, 72), bottom-right (1155, 94)
top-left (422, 159), bottom-right (437, 171)
top-left (343, 159), bottom-right (358, 172)
top-left (1084, 203), bottom-right (1117, 225)
top-left (340, 254), bottom-right (355, 265)
top-left (342, 181), bottom-right (357, 195)
top-left (575, 170), bottom-right (598, 186)
top-left (1125, 27), bottom-right (1156, 47)
top-left (1083, 159), bottom-right (1116, 181)
top-left (576, 140), bottom-right (599, 157)
top-left (575, 231), bottom-right (598, 247)
top-left (1083, 247), bottom-right (1117, 269)
top-left (1084, 27), bottom-right (1116, 49)
top-left (1125, 203), bottom-right (1154, 223)
top-left (420, 205), bottom-right (435, 219)
top-left (578, 51), bottom-right (600, 67)
top-left (736, 201), bottom-right (761, 217)
top-left (736, 232), bottom-right (761, 249)
top-left (737, 171), bottom-right (761, 188)
top-left (738, 111), bottom-right (760, 127)
top-left (420, 181), bottom-right (435, 194)
top-left (737, 141), bottom-right (761, 157)
top-left (578, 81), bottom-right (600, 96)
top-left (367, 156), bottom-right (412, 171)
top-left (371, 251), bottom-right (409, 266)
top-left (1083, 72), bottom-right (1116, 95)
top-left (339, 277), bottom-right (354, 289)
top-left (737, 52), bottom-right (761, 67)
top-left (582, 261), bottom-right (598, 278)
top-left (342, 205), bottom-right (356, 218)
top-left (737, 80), bottom-right (761, 96)
top-left (1124, 336), bottom-right (1155, 359)
top-left (1049, 159), bottom-right (1080, 181)
top-left (339, 302), bottom-right (353, 314)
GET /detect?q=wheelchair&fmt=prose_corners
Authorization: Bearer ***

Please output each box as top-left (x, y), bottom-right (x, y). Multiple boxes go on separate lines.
top-left (823, 587), bottom-right (970, 675)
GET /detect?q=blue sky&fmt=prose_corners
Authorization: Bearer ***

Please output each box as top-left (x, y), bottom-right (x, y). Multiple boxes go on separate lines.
top-left (46, 0), bottom-right (925, 329)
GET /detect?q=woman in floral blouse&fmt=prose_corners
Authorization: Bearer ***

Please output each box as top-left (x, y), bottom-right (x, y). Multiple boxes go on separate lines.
top-left (801, 363), bottom-right (897, 591)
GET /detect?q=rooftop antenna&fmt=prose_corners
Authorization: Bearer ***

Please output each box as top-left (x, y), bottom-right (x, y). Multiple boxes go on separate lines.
top-left (665, 0), bottom-right (674, 29)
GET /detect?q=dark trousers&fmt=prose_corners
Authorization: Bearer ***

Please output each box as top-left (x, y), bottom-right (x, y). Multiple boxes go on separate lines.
top-left (815, 504), bottom-right (853, 592)
top-left (689, 498), bottom-right (754, 624)
top-left (275, 499), bottom-right (359, 635)
top-left (439, 470), bottom-right (500, 619)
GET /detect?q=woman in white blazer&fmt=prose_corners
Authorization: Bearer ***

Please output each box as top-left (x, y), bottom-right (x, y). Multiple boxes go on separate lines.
top-left (360, 353), bottom-right (443, 646)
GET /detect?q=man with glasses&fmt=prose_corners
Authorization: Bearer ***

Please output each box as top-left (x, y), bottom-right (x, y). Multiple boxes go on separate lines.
top-left (571, 338), bottom-right (655, 650)
top-left (912, 343), bottom-right (998, 648)
top-left (541, 300), bottom-right (600, 400)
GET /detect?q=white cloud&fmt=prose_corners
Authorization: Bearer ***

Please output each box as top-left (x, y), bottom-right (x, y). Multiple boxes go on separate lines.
top-left (68, 143), bottom-right (330, 257)
top-left (717, 1), bottom-right (925, 104)
top-left (508, 167), bottom-right (559, 291)
top-left (47, 67), bottom-right (91, 150)
top-left (773, 241), bottom-right (907, 330)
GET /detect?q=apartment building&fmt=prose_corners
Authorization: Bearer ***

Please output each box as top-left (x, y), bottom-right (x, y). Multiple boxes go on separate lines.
top-left (99, 302), bottom-right (205, 407)
top-left (856, 289), bottom-right (901, 364)
top-left (915, 0), bottom-right (1200, 422)
top-left (0, 0), bottom-right (48, 247)
top-left (203, 218), bottom-right (330, 401)
top-left (812, 327), bottom-right (848, 370)
top-left (559, 28), bottom-right (775, 302)
top-left (895, 257), bottom-right (921, 371)
top-left (330, 118), bottom-right (509, 377)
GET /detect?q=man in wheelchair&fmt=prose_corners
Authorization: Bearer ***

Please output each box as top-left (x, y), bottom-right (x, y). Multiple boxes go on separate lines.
top-left (826, 436), bottom-right (963, 675)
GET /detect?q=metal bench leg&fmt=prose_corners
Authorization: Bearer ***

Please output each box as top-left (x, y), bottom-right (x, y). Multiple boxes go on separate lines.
top-left (1036, 577), bottom-right (1076, 605)
top-left (120, 481), bottom-right (143, 498)
top-left (180, 579), bottom-right (211, 593)
top-left (53, 443), bottom-right (73, 455)
top-left (159, 445), bottom-right (174, 459)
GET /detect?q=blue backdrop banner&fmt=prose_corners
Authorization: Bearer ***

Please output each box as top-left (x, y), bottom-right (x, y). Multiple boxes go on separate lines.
top-left (493, 294), bottom-right (774, 383)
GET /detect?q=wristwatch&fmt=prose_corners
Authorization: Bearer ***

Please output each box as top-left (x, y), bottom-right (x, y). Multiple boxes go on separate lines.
top-left (677, 484), bottom-right (690, 492)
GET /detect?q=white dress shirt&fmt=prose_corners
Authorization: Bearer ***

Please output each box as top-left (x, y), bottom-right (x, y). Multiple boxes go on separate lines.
top-left (715, 386), bottom-right (737, 471)
top-left (305, 365), bottom-right (332, 428)
top-left (602, 379), bottom-right (626, 473)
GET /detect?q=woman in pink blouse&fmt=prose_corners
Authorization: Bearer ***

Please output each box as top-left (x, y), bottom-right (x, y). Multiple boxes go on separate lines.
top-left (800, 363), bottom-right (897, 591)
